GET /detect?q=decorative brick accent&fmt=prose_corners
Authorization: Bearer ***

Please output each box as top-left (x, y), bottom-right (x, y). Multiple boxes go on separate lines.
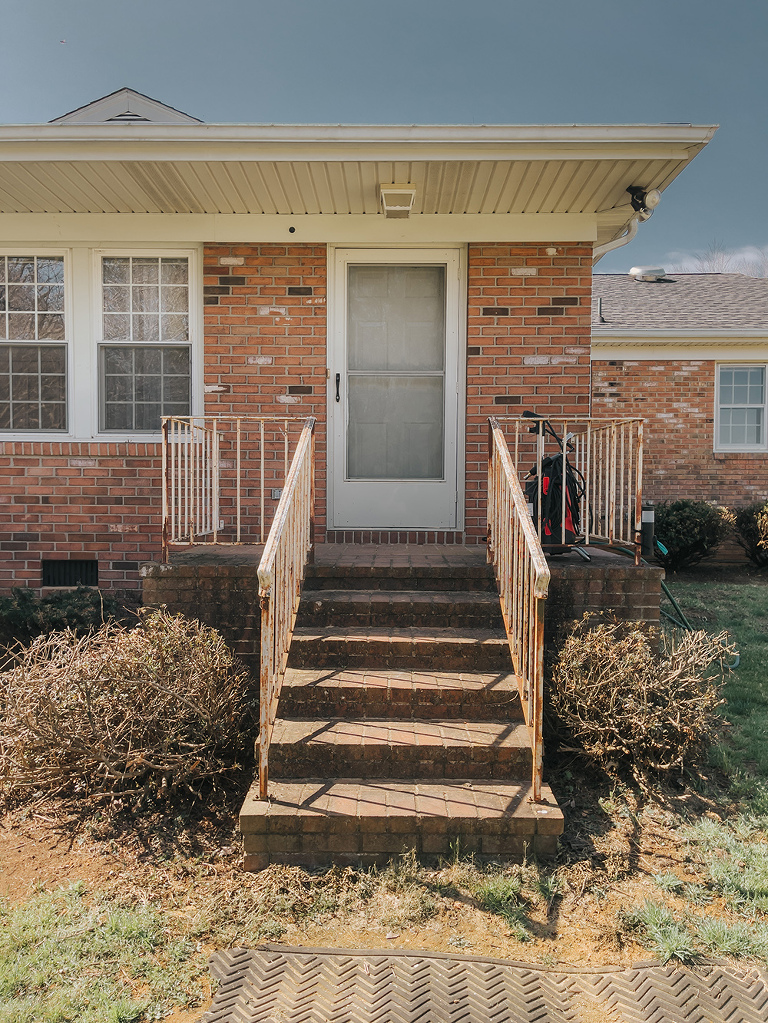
top-left (591, 358), bottom-right (768, 504)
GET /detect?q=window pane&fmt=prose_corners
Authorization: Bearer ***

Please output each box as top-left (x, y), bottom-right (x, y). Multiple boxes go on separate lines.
top-left (133, 313), bottom-right (160, 342)
top-left (104, 375), bottom-right (132, 403)
top-left (161, 259), bottom-right (188, 285)
top-left (0, 314), bottom-right (6, 339)
top-left (103, 257), bottom-right (130, 284)
top-left (12, 373), bottom-right (40, 401)
top-left (132, 285), bottom-right (159, 313)
top-left (103, 313), bottom-right (131, 341)
top-left (41, 402), bottom-right (66, 430)
top-left (13, 402), bottom-right (39, 429)
top-left (131, 258), bottom-right (159, 284)
top-left (161, 314), bottom-right (188, 342)
top-left (8, 313), bottom-right (36, 340)
top-left (163, 346), bottom-right (190, 374)
top-left (37, 284), bottom-right (64, 312)
top-left (134, 403), bottom-right (162, 431)
top-left (163, 374), bottom-right (190, 403)
top-left (37, 258), bottom-right (64, 284)
top-left (0, 259), bottom-right (5, 284)
top-left (134, 347), bottom-right (162, 374)
top-left (39, 346), bottom-right (65, 374)
top-left (161, 286), bottom-right (188, 314)
top-left (38, 313), bottom-right (65, 340)
top-left (41, 374), bottom-right (66, 403)
top-left (104, 402), bottom-right (132, 431)
top-left (103, 286), bottom-right (130, 313)
top-left (135, 375), bottom-right (161, 402)
top-left (0, 403), bottom-right (9, 428)
top-left (10, 345), bottom-right (39, 373)
top-left (8, 258), bottom-right (34, 284)
top-left (103, 347), bottom-right (134, 374)
top-left (8, 285), bottom-right (35, 311)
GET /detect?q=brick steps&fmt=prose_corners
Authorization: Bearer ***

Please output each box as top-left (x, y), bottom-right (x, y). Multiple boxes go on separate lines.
top-left (296, 589), bottom-right (501, 629)
top-left (266, 718), bottom-right (532, 779)
top-left (288, 627), bottom-right (513, 670)
top-left (304, 564), bottom-right (496, 593)
top-left (278, 667), bottom-right (524, 721)
top-left (240, 544), bottom-right (564, 867)
top-left (240, 779), bottom-right (561, 869)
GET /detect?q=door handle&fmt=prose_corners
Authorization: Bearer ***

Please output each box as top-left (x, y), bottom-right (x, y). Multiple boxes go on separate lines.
top-left (335, 373), bottom-right (340, 402)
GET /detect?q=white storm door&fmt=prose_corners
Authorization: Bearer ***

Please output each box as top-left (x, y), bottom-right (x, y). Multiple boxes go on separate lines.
top-left (330, 248), bottom-right (462, 530)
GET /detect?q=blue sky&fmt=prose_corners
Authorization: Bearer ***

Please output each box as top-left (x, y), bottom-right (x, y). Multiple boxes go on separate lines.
top-left (1, 0), bottom-right (765, 272)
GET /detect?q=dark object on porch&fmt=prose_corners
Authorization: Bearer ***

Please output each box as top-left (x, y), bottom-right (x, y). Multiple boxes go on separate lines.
top-left (654, 500), bottom-right (734, 572)
top-left (733, 501), bottom-right (768, 568)
top-left (522, 412), bottom-right (586, 549)
top-left (549, 613), bottom-right (733, 782)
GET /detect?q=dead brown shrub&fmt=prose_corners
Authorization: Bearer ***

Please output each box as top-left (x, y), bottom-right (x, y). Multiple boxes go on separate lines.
top-left (549, 615), bottom-right (733, 782)
top-left (0, 608), bottom-right (255, 804)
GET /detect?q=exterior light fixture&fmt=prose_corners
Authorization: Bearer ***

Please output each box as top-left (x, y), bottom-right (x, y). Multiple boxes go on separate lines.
top-left (379, 184), bottom-right (416, 219)
top-left (626, 185), bottom-right (662, 220)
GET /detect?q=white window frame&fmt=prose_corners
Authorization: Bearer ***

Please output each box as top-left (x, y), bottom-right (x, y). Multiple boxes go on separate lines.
top-left (715, 363), bottom-right (768, 452)
top-left (91, 247), bottom-right (202, 441)
top-left (0, 248), bottom-right (73, 439)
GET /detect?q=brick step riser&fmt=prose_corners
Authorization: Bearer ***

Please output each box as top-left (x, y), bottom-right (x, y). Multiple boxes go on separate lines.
top-left (266, 746), bottom-right (532, 781)
top-left (303, 577), bottom-right (497, 593)
top-left (242, 825), bottom-right (555, 868)
top-left (295, 609), bottom-right (501, 630)
top-left (278, 690), bottom-right (524, 722)
top-left (287, 640), bottom-right (513, 671)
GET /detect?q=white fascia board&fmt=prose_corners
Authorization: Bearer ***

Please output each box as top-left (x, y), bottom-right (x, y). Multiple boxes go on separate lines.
top-left (0, 123), bottom-right (717, 162)
top-left (592, 332), bottom-right (768, 362)
top-left (0, 211), bottom-right (598, 244)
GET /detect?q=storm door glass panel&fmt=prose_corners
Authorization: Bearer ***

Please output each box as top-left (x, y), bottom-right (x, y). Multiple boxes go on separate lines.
top-left (347, 265), bottom-right (445, 479)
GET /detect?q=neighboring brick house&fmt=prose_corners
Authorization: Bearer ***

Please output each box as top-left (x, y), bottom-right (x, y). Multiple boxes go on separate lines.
top-left (592, 270), bottom-right (768, 506)
top-left (0, 89), bottom-right (716, 594)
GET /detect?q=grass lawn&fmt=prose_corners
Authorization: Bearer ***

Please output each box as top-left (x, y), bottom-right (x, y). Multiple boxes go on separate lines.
top-left (667, 577), bottom-right (768, 780)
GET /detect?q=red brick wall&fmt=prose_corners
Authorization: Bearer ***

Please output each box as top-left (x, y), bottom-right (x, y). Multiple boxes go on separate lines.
top-left (1, 241), bottom-right (597, 594)
top-left (591, 358), bottom-right (768, 505)
top-left (0, 442), bottom-right (162, 592)
top-left (203, 244), bottom-right (328, 536)
top-left (464, 244), bottom-right (593, 540)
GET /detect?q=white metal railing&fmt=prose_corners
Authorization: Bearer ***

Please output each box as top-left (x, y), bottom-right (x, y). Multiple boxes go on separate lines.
top-left (497, 415), bottom-right (644, 563)
top-left (487, 418), bottom-right (550, 802)
top-left (257, 416), bottom-right (316, 800)
top-left (161, 416), bottom-right (302, 561)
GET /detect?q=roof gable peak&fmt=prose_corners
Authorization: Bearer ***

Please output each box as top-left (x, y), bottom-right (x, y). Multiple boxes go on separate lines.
top-left (50, 88), bottom-right (202, 125)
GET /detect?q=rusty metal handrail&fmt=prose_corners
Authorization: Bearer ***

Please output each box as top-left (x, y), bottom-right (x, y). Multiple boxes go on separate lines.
top-left (161, 415), bottom-right (301, 562)
top-left (487, 417), bottom-right (550, 802)
top-left (257, 416), bottom-right (316, 800)
top-left (494, 416), bottom-right (644, 564)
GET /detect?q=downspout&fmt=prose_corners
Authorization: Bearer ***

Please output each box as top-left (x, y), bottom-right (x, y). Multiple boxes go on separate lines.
top-left (592, 216), bottom-right (639, 264)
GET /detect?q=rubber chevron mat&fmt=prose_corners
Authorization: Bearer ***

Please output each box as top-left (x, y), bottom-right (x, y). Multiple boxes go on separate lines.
top-left (204, 945), bottom-right (768, 1023)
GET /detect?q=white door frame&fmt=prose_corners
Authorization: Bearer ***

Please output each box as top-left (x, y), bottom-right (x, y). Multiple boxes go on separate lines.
top-left (327, 245), bottom-right (466, 531)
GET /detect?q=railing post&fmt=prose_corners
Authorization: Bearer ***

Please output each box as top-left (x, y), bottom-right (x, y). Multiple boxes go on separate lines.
top-left (258, 584), bottom-right (271, 800)
top-left (487, 418), bottom-right (495, 564)
top-left (308, 425), bottom-right (316, 563)
top-left (635, 420), bottom-right (644, 565)
top-left (161, 418), bottom-right (169, 563)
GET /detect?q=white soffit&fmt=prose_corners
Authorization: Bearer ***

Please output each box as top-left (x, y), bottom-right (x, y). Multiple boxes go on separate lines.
top-left (0, 122), bottom-right (717, 243)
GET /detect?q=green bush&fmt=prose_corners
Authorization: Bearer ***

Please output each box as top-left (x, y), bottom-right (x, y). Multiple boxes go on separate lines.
top-left (0, 586), bottom-right (122, 650)
top-left (654, 500), bottom-right (733, 572)
top-left (733, 501), bottom-right (768, 568)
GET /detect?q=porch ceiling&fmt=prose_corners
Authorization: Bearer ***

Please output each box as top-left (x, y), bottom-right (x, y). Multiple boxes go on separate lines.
top-left (0, 122), bottom-right (716, 243)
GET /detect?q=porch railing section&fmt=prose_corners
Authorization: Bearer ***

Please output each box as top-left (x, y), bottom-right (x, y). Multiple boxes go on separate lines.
top-left (487, 418), bottom-right (550, 802)
top-left (161, 415), bottom-right (301, 561)
top-left (496, 416), bottom-right (644, 563)
top-left (257, 416), bottom-right (316, 800)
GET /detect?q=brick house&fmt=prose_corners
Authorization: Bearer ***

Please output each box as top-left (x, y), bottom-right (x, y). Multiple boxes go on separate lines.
top-left (0, 89), bottom-right (717, 595)
top-left (592, 270), bottom-right (768, 506)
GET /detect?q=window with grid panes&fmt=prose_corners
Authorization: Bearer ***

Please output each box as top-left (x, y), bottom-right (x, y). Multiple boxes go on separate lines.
top-left (99, 255), bottom-right (191, 432)
top-left (0, 256), bottom-right (67, 431)
top-left (717, 365), bottom-right (767, 450)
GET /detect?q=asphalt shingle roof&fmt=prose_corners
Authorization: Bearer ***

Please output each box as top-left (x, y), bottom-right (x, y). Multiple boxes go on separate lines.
top-left (592, 273), bottom-right (768, 331)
